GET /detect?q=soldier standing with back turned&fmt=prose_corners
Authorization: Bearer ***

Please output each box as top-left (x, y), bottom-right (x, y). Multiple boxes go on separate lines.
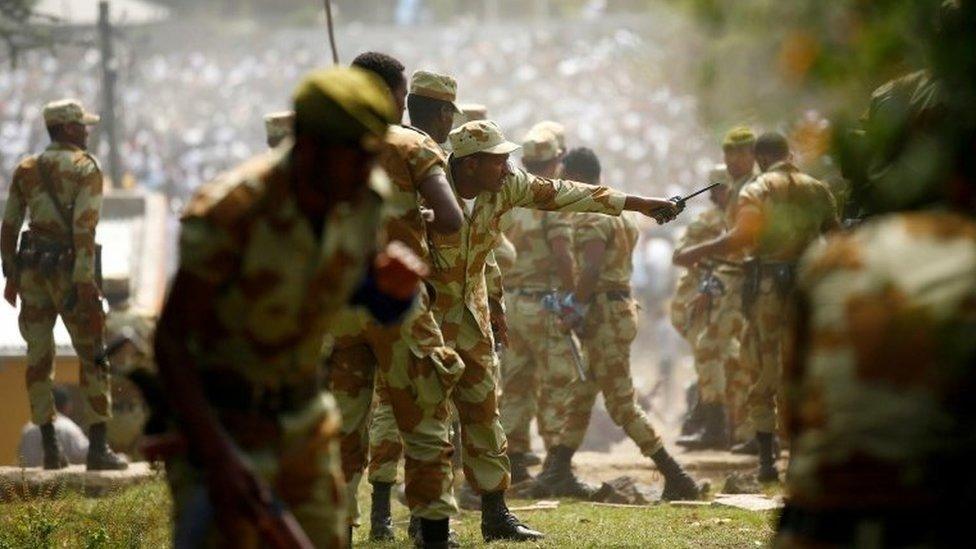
top-left (675, 132), bottom-right (839, 481)
top-left (1, 99), bottom-right (127, 471)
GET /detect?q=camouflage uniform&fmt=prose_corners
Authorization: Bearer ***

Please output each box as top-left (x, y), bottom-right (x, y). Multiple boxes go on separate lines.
top-left (672, 207), bottom-right (727, 405)
top-left (553, 213), bottom-right (667, 456)
top-left (328, 121), bottom-right (462, 522)
top-left (1, 102), bottom-right (108, 429)
top-left (777, 212), bottom-right (976, 545)
top-left (700, 171), bottom-right (757, 442)
top-left (164, 67), bottom-right (398, 548)
top-left (734, 161), bottom-right (838, 437)
top-left (499, 127), bottom-right (576, 456)
top-left (427, 121), bottom-right (630, 495)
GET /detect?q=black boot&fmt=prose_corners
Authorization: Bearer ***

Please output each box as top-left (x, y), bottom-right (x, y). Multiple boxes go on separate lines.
top-left (481, 491), bottom-right (544, 542)
top-left (86, 422), bottom-right (128, 471)
top-left (410, 516), bottom-right (459, 548)
top-left (40, 422), bottom-right (68, 470)
top-left (675, 402), bottom-right (730, 451)
top-left (652, 447), bottom-right (701, 501)
top-left (756, 432), bottom-right (779, 482)
top-left (530, 450), bottom-right (558, 498)
top-left (509, 452), bottom-right (533, 483)
top-left (680, 384), bottom-right (703, 436)
top-left (538, 445), bottom-right (598, 499)
top-left (369, 481), bottom-right (395, 541)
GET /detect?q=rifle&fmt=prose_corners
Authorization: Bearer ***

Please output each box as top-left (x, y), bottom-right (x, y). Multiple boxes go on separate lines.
top-left (650, 182), bottom-right (723, 222)
top-left (123, 342), bottom-right (315, 549)
top-left (541, 292), bottom-right (588, 382)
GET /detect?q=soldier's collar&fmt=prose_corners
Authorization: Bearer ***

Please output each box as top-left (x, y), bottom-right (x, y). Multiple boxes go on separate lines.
top-left (766, 160), bottom-right (798, 173)
top-left (47, 141), bottom-right (83, 152)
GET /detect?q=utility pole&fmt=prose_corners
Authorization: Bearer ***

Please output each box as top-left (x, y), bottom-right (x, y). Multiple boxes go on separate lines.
top-left (97, 1), bottom-right (122, 189)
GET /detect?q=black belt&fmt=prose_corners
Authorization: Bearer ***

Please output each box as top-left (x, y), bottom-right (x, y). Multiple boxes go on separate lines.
top-left (601, 290), bottom-right (631, 301)
top-left (510, 288), bottom-right (555, 299)
top-left (202, 370), bottom-right (322, 414)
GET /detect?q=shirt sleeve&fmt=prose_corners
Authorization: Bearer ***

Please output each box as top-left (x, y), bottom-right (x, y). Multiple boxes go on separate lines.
top-left (1, 166), bottom-right (27, 276)
top-left (71, 158), bottom-right (104, 283)
top-left (485, 249), bottom-right (505, 308)
top-left (502, 168), bottom-right (626, 215)
top-left (406, 135), bottom-right (447, 187)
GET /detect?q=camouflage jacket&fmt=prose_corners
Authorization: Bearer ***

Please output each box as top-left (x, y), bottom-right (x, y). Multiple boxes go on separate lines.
top-left (672, 207), bottom-right (726, 330)
top-left (503, 208), bottom-right (575, 291)
top-left (378, 125), bottom-right (447, 260)
top-left (1, 142), bottom-right (103, 283)
top-left (735, 161), bottom-right (838, 262)
top-left (177, 145), bottom-right (387, 387)
top-left (786, 211), bottom-right (976, 508)
top-left (574, 211), bottom-right (640, 294)
top-left (428, 165), bottom-right (626, 340)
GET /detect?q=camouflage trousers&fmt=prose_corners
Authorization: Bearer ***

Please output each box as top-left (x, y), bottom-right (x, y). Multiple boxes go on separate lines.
top-left (328, 288), bottom-right (462, 522)
top-left (440, 308), bottom-right (512, 493)
top-left (17, 267), bottom-right (110, 426)
top-left (364, 383), bottom-right (402, 485)
top-left (743, 278), bottom-right (794, 434)
top-left (555, 295), bottom-right (664, 456)
top-left (498, 291), bottom-right (580, 454)
top-left (694, 298), bottom-right (751, 437)
top-left (166, 394), bottom-right (346, 548)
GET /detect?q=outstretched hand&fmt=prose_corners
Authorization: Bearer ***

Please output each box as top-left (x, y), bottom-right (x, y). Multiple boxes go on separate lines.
top-left (374, 241), bottom-right (430, 301)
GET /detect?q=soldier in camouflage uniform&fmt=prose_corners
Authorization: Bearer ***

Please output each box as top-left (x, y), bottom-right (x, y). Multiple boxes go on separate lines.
top-left (426, 120), bottom-right (682, 540)
top-left (672, 166), bottom-right (733, 451)
top-left (1, 99), bottom-right (127, 471)
top-left (675, 132), bottom-right (839, 481)
top-left (326, 62), bottom-right (468, 547)
top-left (152, 67), bottom-right (414, 548)
top-left (498, 124), bottom-right (580, 484)
top-left (541, 147), bottom-right (701, 501)
top-left (677, 128), bottom-right (762, 452)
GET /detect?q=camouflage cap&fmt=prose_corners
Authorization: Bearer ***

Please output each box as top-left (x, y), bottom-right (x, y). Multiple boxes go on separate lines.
top-left (410, 70), bottom-right (462, 113)
top-left (264, 111), bottom-right (295, 141)
top-left (708, 164), bottom-right (730, 186)
top-left (521, 127), bottom-right (560, 163)
top-left (722, 126), bottom-right (756, 149)
top-left (292, 66), bottom-right (397, 151)
top-left (449, 120), bottom-right (520, 158)
top-left (460, 103), bottom-right (488, 122)
top-left (530, 120), bottom-right (566, 152)
top-left (43, 99), bottom-right (99, 126)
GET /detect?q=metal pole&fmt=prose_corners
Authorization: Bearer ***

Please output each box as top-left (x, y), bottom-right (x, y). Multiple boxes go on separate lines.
top-left (98, 1), bottom-right (122, 189)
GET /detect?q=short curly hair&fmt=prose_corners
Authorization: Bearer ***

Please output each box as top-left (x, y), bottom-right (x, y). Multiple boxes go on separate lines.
top-left (562, 147), bottom-right (601, 184)
top-left (351, 51), bottom-right (406, 93)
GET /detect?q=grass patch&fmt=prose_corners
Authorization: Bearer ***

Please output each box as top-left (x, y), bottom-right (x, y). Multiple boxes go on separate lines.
top-left (0, 481), bottom-right (170, 548)
top-left (355, 492), bottom-right (776, 548)
top-left (0, 476), bottom-right (776, 548)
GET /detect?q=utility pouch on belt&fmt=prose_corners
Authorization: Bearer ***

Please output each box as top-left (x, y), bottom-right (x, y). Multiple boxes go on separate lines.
top-left (769, 262), bottom-right (797, 299)
top-left (741, 258), bottom-right (761, 312)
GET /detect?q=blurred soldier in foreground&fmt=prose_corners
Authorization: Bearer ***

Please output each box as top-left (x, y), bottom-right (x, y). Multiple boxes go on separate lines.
top-left (779, 4), bottom-right (975, 543)
top-left (152, 67), bottom-right (419, 548)
top-left (499, 123), bottom-right (579, 485)
top-left (545, 147), bottom-right (701, 500)
top-left (1, 99), bottom-right (127, 471)
top-left (671, 166), bottom-right (732, 451)
top-left (425, 120), bottom-right (681, 541)
top-left (675, 132), bottom-right (839, 481)
top-left (327, 58), bottom-right (466, 548)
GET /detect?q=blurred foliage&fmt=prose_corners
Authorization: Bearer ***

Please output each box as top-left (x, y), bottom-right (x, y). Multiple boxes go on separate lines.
top-left (664, 0), bottom-right (973, 218)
